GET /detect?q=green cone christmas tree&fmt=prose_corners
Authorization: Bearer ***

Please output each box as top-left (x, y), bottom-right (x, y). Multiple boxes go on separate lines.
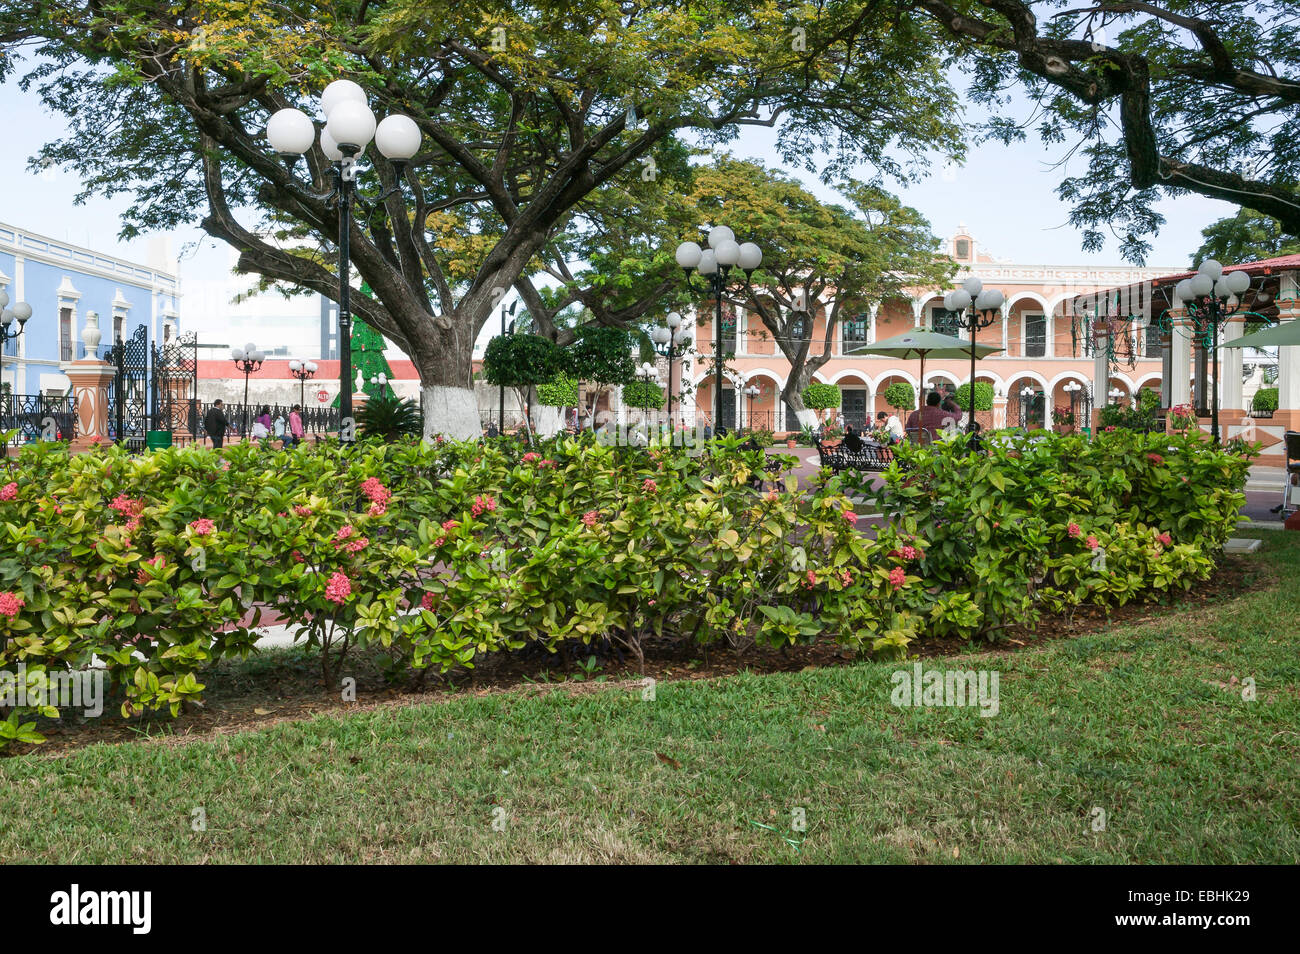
top-left (332, 285), bottom-right (395, 407)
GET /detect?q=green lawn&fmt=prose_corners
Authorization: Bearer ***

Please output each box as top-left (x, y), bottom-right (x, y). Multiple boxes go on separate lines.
top-left (2, 532), bottom-right (1297, 864)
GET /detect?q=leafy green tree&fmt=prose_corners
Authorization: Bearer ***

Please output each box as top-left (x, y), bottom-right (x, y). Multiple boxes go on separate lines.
top-left (690, 157), bottom-right (952, 425)
top-left (1193, 210), bottom-right (1300, 267)
top-left (909, 1), bottom-right (1300, 262)
top-left (2, 1), bottom-right (961, 438)
top-left (622, 380), bottom-right (665, 412)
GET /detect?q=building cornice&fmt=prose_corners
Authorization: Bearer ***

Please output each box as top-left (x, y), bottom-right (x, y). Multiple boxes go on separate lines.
top-left (0, 221), bottom-right (179, 293)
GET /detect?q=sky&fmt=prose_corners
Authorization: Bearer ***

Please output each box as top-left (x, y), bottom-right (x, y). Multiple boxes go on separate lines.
top-left (0, 69), bottom-right (1240, 325)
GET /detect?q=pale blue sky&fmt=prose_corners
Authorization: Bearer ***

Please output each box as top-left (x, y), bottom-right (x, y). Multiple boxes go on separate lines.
top-left (0, 76), bottom-right (1237, 291)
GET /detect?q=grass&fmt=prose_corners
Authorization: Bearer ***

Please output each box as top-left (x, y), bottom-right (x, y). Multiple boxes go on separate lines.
top-left (1, 532), bottom-right (1297, 864)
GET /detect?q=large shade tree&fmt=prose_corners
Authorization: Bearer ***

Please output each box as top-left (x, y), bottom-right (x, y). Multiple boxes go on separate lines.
top-left (688, 157), bottom-right (953, 427)
top-left (1, 0), bottom-right (960, 438)
top-left (909, 1), bottom-right (1300, 263)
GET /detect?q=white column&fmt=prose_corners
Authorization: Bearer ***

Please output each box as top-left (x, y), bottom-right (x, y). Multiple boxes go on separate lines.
top-left (1220, 317), bottom-right (1245, 413)
top-left (1278, 273), bottom-right (1300, 419)
top-left (1000, 304), bottom-right (1009, 355)
top-left (867, 304), bottom-right (878, 344)
top-left (1169, 309), bottom-right (1192, 407)
top-left (1093, 325), bottom-right (1109, 424)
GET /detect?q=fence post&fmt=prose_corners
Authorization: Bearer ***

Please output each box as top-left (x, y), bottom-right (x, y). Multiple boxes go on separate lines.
top-left (66, 314), bottom-right (116, 453)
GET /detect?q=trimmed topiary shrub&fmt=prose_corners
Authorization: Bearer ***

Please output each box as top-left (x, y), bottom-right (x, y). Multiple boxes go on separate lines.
top-left (803, 382), bottom-right (841, 410)
top-left (953, 381), bottom-right (994, 412)
top-left (883, 381), bottom-right (915, 410)
top-left (1252, 387), bottom-right (1278, 413)
top-left (536, 374), bottom-right (579, 408)
top-left (623, 380), bottom-right (665, 410)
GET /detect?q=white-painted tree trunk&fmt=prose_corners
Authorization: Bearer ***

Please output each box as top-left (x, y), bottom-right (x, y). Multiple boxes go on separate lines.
top-left (794, 408), bottom-right (819, 429)
top-left (421, 385), bottom-right (482, 442)
top-left (533, 405), bottom-right (563, 437)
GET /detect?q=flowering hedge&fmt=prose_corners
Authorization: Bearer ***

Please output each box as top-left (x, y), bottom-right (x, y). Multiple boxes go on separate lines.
top-left (865, 428), bottom-right (1254, 638)
top-left (0, 435), bottom-right (921, 748)
top-left (0, 427), bottom-right (1252, 750)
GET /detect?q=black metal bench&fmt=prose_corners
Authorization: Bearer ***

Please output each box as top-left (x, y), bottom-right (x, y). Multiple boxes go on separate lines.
top-left (817, 440), bottom-right (895, 473)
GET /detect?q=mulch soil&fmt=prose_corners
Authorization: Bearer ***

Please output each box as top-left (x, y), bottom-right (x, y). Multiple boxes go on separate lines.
top-left (12, 552), bottom-right (1273, 756)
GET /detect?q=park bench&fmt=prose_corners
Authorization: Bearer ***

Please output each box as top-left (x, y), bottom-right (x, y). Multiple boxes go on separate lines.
top-left (816, 439), bottom-right (896, 474)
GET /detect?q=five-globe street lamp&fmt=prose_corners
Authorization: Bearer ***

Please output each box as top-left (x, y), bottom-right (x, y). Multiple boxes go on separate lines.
top-left (288, 359), bottom-right (318, 410)
top-left (370, 371), bottom-right (389, 400)
top-left (267, 80), bottom-right (423, 443)
top-left (634, 360), bottom-right (659, 430)
top-left (650, 311), bottom-right (692, 430)
top-left (944, 277), bottom-right (1005, 436)
top-left (674, 227), bottom-right (763, 434)
top-left (1020, 385), bottom-right (1035, 429)
top-left (231, 343), bottom-right (265, 439)
top-left (1175, 260), bottom-right (1253, 442)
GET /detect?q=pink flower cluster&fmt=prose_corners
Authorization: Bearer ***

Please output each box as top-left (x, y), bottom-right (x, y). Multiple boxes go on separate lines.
top-left (1147, 453), bottom-right (1165, 466)
top-left (522, 452), bottom-right (541, 463)
top-left (889, 567), bottom-right (907, 589)
top-left (0, 591), bottom-right (25, 618)
top-left (1157, 532), bottom-right (1173, 546)
top-left (642, 478), bottom-right (657, 493)
top-left (189, 518), bottom-right (216, 536)
top-left (582, 510), bottom-right (599, 527)
top-left (420, 592), bottom-right (435, 611)
top-left (335, 525), bottom-right (369, 552)
top-left (538, 459), bottom-right (557, 469)
top-left (1086, 535), bottom-right (1099, 550)
top-left (841, 570), bottom-right (853, 587)
top-left (471, 494), bottom-right (497, 518)
top-left (135, 554), bottom-right (166, 584)
top-left (888, 545), bottom-right (919, 562)
top-left (324, 571), bottom-right (352, 605)
top-left (111, 495), bottom-right (145, 533)
top-left (0, 482), bottom-right (17, 501)
top-left (361, 477), bottom-right (391, 516)
top-left (293, 505), bottom-right (313, 517)
top-left (842, 510), bottom-right (858, 525)
top-left (1067, 522), bottom-right (1082, 539)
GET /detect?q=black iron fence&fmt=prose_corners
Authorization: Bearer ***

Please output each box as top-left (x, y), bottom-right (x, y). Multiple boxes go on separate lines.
top-left (2, 394), bottom-right (76, 446)
top-left (187, 401), bottom-right (341, 443)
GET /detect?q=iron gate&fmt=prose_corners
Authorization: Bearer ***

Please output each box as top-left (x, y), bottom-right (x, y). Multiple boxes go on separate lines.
top-left (152, 331), bottom-right (198, 442)
top-left (106, 325), bottom-right (150, 449)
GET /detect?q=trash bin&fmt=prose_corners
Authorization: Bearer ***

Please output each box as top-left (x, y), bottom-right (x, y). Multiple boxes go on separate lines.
top-left (146, 430), bottom-right (173, 451)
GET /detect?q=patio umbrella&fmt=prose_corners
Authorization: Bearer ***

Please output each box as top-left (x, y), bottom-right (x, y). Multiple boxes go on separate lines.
top-left (852, 330), bottom-right (1003, 408)
top-left (1219, 320), bottom-right (1300, 349)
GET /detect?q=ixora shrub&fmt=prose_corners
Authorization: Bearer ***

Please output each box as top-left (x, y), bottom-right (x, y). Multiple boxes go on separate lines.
top-left (870, 428), bottom-right (1254, 639)
top-left (0, 435), bottom-right (924, 750)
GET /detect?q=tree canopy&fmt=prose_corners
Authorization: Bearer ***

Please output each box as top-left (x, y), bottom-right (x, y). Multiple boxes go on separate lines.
top-left (1192, 209), bottom-right (1300, 266)
top-left (0, 0), bottom-right (962, 438)
top-left (909, 1), bottom-right (1300, 263)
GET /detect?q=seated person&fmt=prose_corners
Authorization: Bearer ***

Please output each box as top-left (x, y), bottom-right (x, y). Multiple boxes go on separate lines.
top-left (842, 425), bottom-right (864, 453)
top-left (905, 391), bottom-right (954, 440)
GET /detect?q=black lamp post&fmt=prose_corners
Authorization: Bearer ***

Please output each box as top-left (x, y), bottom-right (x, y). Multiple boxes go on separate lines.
top-left (0, 291), bottom-right (32, 447)
top-left (744, 384), bottom-right (759, 434)
top-left (268, 81), bottom-right (423, 444)
top-left (498, 300), bottom-right (517, 434)
top-left (230, 343), bottom-right (264, 439)
top-left (650, 311), bottom-right (692, 430)
top-left (288, 359), bottom-right (317, 409)
top-left (944, 277), bottom-right (1005, 435)
top-left (675, 228), bottom-right (763, 434)
top-left (1175, 261), bottom-right (1253, 442)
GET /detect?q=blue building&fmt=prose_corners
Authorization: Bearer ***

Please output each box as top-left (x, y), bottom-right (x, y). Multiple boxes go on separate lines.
top-left (0, 221), bottom-right (180, 399)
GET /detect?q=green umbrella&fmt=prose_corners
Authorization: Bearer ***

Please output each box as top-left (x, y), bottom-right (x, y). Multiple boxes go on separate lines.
top-left (1219, 320), bottom-right (1300, 349)
top-left (850, 330), bottom-right (1003, 408)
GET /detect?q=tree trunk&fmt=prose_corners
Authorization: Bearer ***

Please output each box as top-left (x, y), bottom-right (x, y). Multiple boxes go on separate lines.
top-left (410, 316), bottom-right (481, 441)
top-left (781, 368), bottom-right (820, 431)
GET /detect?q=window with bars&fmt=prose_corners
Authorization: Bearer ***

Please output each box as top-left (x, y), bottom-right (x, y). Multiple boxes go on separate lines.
top-left (60, 308), bottom-right (73, 362)
top-left (787, 310), bottom-right (811, 342)
top-left (1025, 314), bottom-right (1047, 357)
top-left (842, 315), bottom-right (870, 350)
top-left (931, 307), bottom-right (964, 338)
top-left (1144, 321), bottom-right (1162, 358)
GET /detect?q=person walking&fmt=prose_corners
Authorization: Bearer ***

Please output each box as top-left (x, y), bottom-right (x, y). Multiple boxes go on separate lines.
top-left (288, 404), bottom-right (305, 448)
top-left (203, 399), bottom-right (229, 450)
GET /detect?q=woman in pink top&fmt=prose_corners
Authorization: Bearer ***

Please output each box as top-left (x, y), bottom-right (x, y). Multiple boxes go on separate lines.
top-left (288, 404), bottom-right (305, 447)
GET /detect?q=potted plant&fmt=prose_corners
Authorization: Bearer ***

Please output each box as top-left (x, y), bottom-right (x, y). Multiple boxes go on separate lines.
top-left (1052, 404), bottom-right (1077, 434)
